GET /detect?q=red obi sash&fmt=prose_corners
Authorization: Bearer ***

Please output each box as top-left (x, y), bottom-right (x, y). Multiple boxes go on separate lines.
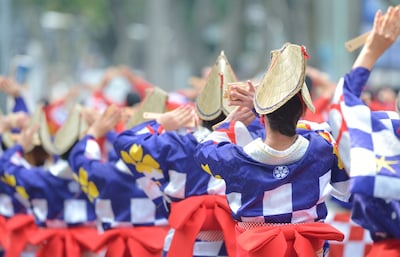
top-left (167, 195), bottom-right (237, 257)
top-left (236, 222), bottom-right (344, 257)
top-left (5, 214), bottom-right (37, 257)
top-left (0, 216), bottom-right (8, 249)
top-left (366, 239), bottom-right (400, 257)
top-left (28, 226), bottom-right (99, 257)
top-left (95, 226), bottom-right (170, 257)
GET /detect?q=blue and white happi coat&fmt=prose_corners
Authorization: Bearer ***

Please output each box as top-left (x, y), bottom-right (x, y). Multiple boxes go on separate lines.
top-left (114, 120), bottom-right (256, 257)
top-left (0, 144), bottom-right (96, 228)
top-left (0, 135), bottom-right (30, 218)
top-left (194, 120), bottom-right (351, 224)
top-left (114, 120), bottom-right (227, 202)
top-left (68, 134), bottom-right (169, 230)
top-left (328, 67), bottom-right (400, 240)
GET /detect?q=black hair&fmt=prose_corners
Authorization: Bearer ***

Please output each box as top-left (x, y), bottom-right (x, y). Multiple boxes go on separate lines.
top-left (126, 92), bottom-right (141, 107)
top-left (28, 145), bottom-right (50, 166)
top-left (266, 94), bottom-right (304, 137)
top-left (201, 112), bottom-right (227, 131)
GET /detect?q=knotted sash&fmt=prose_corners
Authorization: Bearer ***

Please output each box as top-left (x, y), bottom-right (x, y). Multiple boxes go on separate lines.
top-left (28, 226), bottom-right (99, 257)
top-left (167, 195), bottom-right (236, 257)
top-left (236, 222), bottom-right (344, 257)
top-left (94, 226), bottom-right (170, 257)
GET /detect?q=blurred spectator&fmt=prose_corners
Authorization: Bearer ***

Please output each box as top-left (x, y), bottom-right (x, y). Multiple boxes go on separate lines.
top-left (302, 66), bottom-right (337, 123)
top-left (368, 86), bottom-right (397, 111)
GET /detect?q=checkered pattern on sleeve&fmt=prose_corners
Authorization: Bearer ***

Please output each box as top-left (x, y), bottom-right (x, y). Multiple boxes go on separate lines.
top-left (328, 69), bottom-right (400, 200)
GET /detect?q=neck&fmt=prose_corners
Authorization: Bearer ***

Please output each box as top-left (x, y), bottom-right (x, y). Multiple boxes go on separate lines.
top-left (264, 126), bottom-right (297, 151)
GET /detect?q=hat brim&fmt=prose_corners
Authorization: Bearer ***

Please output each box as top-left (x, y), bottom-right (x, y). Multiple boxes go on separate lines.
top-left (195, 65), bottom-right (223, 120)
top-left (301, 82), bottom-right (315, 113)
top-left (39, 109), bottom-right (58, 154)
top-left (254, 43), bottom-right (314, 115)
top-left (196, 51), bottom-right (238, 120)
top-left (53, 105), bottom-right (86, 155)
top-left (2, 131), bottom-right (17, 148)
top-left (26, 105), bottom-right (45, 152)
top-left (126, 87), bottom-right (168, 129)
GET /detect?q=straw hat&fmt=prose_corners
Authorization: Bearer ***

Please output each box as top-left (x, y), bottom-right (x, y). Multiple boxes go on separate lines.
top-left (195, 51), bottom-right (238, 121)
top-left (2, 131), bottom-right (19, 149)
top-left (2, 105), bottom-right (48, 152)
top-left (126, 86), bottom-right (168, 129)
top-left (50, 104), bottom-right (88, 155)
top-left (254, 43), bottom-right (315, 115)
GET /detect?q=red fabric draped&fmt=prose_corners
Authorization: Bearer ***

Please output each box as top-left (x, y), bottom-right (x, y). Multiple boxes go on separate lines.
top-left (366, 239), bottom-right (400, 257)
top-left (167, 195), bottom-right (237, 257)
top-left (236, 222), bottom-right (344, 257)
top-left (94, 226), bottom-right (170, 257)
top-left (5, 214), bottom-right (37, 257)
top-left (28, 226), bottom-right (99, 257)
top-left (0, 216), bottom-right (8, 250)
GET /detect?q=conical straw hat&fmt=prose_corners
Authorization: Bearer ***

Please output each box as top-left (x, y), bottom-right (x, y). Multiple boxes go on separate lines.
top-left (195, 51), bottom-right (238, 121)
top-left (126, 86), bottom-right (168, 129)
top-left (254, 43), bottom-right (314, 115)
top-left (2, 105), bottom-right (55, 153)
top-left (52, 104), bottom-right (88, 155)
top-left (25, 104), bottom-right (45, 152)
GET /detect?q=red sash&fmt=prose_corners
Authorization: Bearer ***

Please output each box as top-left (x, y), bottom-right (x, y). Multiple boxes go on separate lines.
top-left (28, 226), bottom-right (99, 257)
top-left (366, 239), bottom-right (400, 257)
top-left (5, 214), bottom-right (37, 257)
top-left (0, 216), bottom-right (8, 249)
top-left (167, 195), bottom-right (237, 257)
top-left (236, 222), bottom-right (344, 257)
top-left (95, 226), bottom-right (170, 257)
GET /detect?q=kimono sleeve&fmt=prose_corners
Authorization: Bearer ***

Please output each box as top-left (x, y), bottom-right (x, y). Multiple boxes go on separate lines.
top-left (114, 120), bottom-right (172, 182)
top-left (194, 139), bottom-right (238, 180)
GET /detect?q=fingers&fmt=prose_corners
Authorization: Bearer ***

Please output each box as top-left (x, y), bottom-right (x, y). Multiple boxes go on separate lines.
top-left (247, 80), bottom-right (256, 93)
top-left (374, 6), bottom-right (400, 40)
top-left (229, 106), bottom-right (256, 126)
top-left (102, 105), bottom-right (122, 125)
top-left (392, 6), bottom-right (400, 37)
top-left (174, 105), bottom-right (197, 127)
top-left (19, 123), bottom-right (40, 151)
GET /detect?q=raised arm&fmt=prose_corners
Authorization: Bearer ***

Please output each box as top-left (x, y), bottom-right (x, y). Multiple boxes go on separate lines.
top-left (353, 6), bottom-right (400, 70)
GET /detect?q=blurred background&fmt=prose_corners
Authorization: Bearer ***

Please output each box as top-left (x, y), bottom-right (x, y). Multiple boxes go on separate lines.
top-left (1, 0), bottom-right (400, 112)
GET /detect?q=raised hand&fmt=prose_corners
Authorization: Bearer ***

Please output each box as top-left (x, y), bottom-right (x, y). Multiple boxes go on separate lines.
top-left (226, 80), bottom-right (256, 110)
top-left (155, 105), bottom-right (197, 131)
top-left (86, 104), bottom-right (122, 139)
top-left (353, 6), bottom-right (400, 70)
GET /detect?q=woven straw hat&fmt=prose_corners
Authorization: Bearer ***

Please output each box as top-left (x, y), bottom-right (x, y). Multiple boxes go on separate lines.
top-left (50, 104), bottom-right (88, 155)
top-left (195, 51), bottom-right (238, 121)
top-left (2, 104), bottom-right (49, 152)
top-left (2, 130), bottom-right (19, 149)
top-left (254, 43), bottom-right (315, 115)
top-left (126, 86), bottom-right (168, 129)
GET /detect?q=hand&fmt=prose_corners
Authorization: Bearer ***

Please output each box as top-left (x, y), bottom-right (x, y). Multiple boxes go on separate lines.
top-left (0, 114), bottom-right (13, 133)
top-left (86, 105), bottom-right (122, 139)
top-left (354, 6), bottom-right (400, 70)
top-left (18, 124), bottom-right (40, 152)
top-left (156, 105), bottom-right (197, 131)
top-left (0, 112), bottom-right (30, 133)
top-left (10, 112), bottom-right (30, 129)
top-left (306, 66), bottom-right (336, 99)
top-left (0, 77), bottom-right (22, 97)
top-left (227, 80), bottom-right (256, 109)
top-left (306, 66), bottom-right (330, 87)
top-left (224, 106), bottom-right (256, 126)
top-left (81, 107), bottom-right (101, 126)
